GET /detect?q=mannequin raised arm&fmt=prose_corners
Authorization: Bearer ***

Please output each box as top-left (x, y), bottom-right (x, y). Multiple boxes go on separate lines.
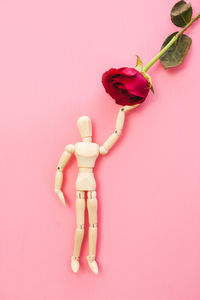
top-left (55, 144), bottom-right (75, 205)
top-left (100, 104), bottom-right (140, 155)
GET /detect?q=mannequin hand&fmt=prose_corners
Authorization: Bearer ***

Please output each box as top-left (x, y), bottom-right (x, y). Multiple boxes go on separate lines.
top-left (55, 188), bottom-right (66, 206)
top-left (123, 103), bottom-right (140, 112)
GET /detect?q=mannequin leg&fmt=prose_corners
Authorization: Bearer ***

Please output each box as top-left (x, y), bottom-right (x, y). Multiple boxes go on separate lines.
top-left (71, 191), bottom-right (85, 273)
top-left (87, 190), bottom-right (98, 274)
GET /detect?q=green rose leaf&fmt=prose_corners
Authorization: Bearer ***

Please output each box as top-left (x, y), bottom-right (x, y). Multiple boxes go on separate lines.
top-left (160, 32), bottom-right (192, 69)
top-left (171, 1), bottom-right (193, 27)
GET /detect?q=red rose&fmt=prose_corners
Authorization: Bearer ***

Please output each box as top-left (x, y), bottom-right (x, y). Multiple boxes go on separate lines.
top-left (102, 67), bottom-right (150, 106)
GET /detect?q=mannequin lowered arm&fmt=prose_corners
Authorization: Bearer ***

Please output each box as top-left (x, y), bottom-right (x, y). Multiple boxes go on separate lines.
top-left (55, 144), bottom-right (75, 205)
top-left (100, 104), bottom-right (139, 155)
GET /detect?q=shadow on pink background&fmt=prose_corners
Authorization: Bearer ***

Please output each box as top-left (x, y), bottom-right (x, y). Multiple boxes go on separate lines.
top-left (0, 0), bottom-right (200, 299)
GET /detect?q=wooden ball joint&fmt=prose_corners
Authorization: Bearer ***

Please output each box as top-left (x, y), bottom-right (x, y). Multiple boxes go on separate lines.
top-left (54, 104), bottom-right (139, 274)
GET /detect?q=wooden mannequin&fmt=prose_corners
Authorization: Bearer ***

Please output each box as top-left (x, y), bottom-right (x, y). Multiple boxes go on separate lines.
top-left (54, 104), bottom-right (139, 274)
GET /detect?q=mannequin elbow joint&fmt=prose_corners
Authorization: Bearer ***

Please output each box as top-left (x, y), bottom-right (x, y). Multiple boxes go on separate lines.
top-left (57, 166), bottom-right (63, 171)
top-left (115, 129), bottom-right (121, 136)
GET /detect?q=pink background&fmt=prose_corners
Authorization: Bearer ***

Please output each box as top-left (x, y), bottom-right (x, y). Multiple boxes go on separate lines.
top-left (0, 0), bottom-right (200, 299)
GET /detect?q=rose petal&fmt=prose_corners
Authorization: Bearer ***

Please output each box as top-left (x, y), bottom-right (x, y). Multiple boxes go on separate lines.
top-left (118, 67), bottom-right (138, 77)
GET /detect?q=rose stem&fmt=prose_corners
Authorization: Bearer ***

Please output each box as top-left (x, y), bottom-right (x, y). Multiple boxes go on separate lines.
top-left (143, 13), bottom-right (200, 72)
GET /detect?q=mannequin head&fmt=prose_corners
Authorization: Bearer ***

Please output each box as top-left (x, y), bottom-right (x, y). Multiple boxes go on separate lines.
top-left (77, 116), bottom-right (92, 142)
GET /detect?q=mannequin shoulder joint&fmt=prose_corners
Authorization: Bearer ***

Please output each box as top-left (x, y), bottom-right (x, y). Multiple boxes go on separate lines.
top-left (65, 144), bottom-right (75, 154)
top-left (99, 146), bottom-right (108, 155)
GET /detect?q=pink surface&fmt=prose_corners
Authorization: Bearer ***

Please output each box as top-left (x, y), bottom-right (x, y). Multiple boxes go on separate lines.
top-left (0, 0), bottom-right (200, 299)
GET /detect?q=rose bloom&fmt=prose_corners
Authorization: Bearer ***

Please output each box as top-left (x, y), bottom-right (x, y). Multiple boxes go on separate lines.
top-left (102, 67), bottom-right (150, 106)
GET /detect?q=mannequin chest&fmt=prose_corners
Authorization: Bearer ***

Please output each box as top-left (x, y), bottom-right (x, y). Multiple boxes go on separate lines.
top-left (75, 142), bottom-right (100, 168)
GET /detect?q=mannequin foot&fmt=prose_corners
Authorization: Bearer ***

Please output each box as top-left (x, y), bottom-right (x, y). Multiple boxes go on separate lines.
top-left (87, 256), bottom-right (98, 275)
top-left (71, 256), bottom-right (80, 273)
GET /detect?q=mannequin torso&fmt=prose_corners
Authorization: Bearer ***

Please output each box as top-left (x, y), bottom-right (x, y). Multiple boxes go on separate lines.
top-left (75, 142), bottom-right (99, 191)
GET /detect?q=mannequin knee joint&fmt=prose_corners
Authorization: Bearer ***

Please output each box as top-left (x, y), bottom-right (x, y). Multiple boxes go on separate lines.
top-left (89, 223), bottom-right (97, 228)
top-left (77, 224), bottom-right (84, 230)
top-left (87, 191), bottom-right (96, 199)
top-left (76, 191), bottom-right (85, 199)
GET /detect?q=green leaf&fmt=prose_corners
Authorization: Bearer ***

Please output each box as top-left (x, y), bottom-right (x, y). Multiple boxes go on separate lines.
top-left (171, 1), bottom-right (193, 27)
top-left (160, 32), bottom-right (192, 69)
